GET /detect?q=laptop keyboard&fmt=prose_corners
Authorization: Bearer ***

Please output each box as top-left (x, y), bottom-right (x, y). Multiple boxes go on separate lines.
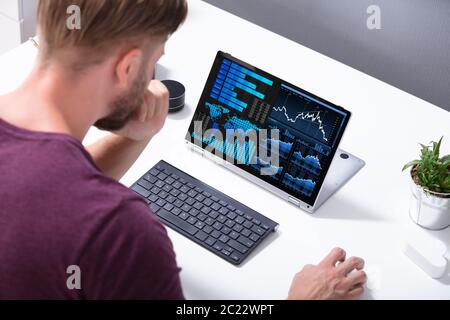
top-left (131, 160), bottom-right (278, 265)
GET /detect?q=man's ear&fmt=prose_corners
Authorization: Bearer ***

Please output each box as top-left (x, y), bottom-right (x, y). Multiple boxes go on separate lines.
top-left (114, 48), bottom-right (143, 90)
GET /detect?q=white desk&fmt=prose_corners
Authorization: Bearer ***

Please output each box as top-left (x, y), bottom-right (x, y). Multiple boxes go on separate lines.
top-left (1, 0), bottom-right (449, 299)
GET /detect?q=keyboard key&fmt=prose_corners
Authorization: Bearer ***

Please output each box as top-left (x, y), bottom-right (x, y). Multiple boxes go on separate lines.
top-left (203, 226), bottom-right (213, 234)
top-left (166, 195), bottom-right (176, 203)
top-left (149, 203), bottom-right (160, 213)
top-left (203, 198), bottom-right (213, 207)
top-left (187, 189), bottom-right (197, 197)
top-left (243, 221), bottom-right (253, 229)
top-left (208, 211), bottom-right (219, 219)
top-left (252, 219), bottom-right (261, 225)
top-left (149, 168), bottom-right (159, 176)
top-left (157, 172), bottom-right (167, 180)
top-left (205, 237), bottom-right (216, 246)
top-left (213, 242), bottom-right (224, 251)
top-left (178, 193), bottom-right (188, 201)
top-left (235, 217), bottom-right (245, 224)
top-left (205, 218), bottom-right (215, 226)
top-left (181, 204), bottom-right (191, 212)
top-left (132, 185), bottom-right (151, 198)
top-left (181, 186), bottom-right (191, 194)
top-left (221, 249), bottom-right (231, 256)
top-left (179, 178), bottom-right (187, 184)
top-left (155, 165), bottom-right (163, 170)
top-left (148, 194), bottom-right (158, 202)
top-left (244, 214), bottom-right (253, 220)
top-left (195, 221), bottom-right (205, 229)
top-left (227, 205), bottom-right (236, 211)
top-left (227, 212), bottom-right (237, 220)
top-left (189, 208), bottom-right (200, 217)
top-left (170, 174), bottom-right (179, 180)
top-left (156, 209), bottom-right (197, 236)
top-left (201, 207), bottom-right (211, 215)
top-left (173, 181), bottom-right (183, 189)
top-left (219, 234), bottom-right (229, 243)
top-left (163, 169), bottom-right (171, 175)
top-left (166, 177), bottom-right (175, 185)
top-left (262, 224), bottom-right (270, 230)
top-left (211, 203), bottom-right (221, 211)
top-left (225, 220), bottom-right (235, 228)
top-left (219, 207), bottom-right (229, 215)
top-left (174, 199), bottom-right (184, 208)
top-left (155, 180), bottom-right (165, 188)
top-left (219, 200), bottom-right (227, 206)
top-left (187, 183), bottom-right (195, 189)
top-left (241, 229), bottom-right (251, 237)
top-left (156, 199), bottom-right (166, 207)
top-left (203, 192), bottom-right (212, 198)
top-left (195, 231), bottom-right (208, 241)
top-left (229, 231), bottom-right (239, 240)
top-left (228, 239), bottom-right (248, 254)
top-left (150, 187), bottom-right (161, 195)
top-left (217, 215), bottom-right (227, 223)
top-left (179, 212), bottom-right (189, 220)
top-left (197, 213), bottom-right (207, 221)
top-left (195, 187), bottom-right (203, 193)
top-left (237, 236), bottom-right (254, 248)
top-left (221, 226), bottom-right (231, 235)
top-left (186, 197), bottom-right (196, 205)
top-left (236, 209), bottom-right (244, 216)
top-left (251, 225), bottom-right (265, 236)
top-left (195, 194), bottom-right (205, 202)
top-left (170, 189), bottom-right (181, 197)
top-left (230, 253), bottom-right (241, 262)
top-left (158, 191), bottom-right (168, 199)
top-left (144, 174), bottom-right (157, 183)
top-left (213, 222), bottom-right (223, 230)
top-left (171, 208), bottom-right (182, 216)
top-left (138, 180), bottom-right (153, 190)
top-left (163, 185), bottom-right (172, 193)
top-left (250, 233), bottom-right (260, 242)
top-left (187, 217), bottom-right (197, 225)
top-left (211, 230), bottom-right (221, 239)
top-left (211, 196), bottom-right (219, 202)
top-left (193, 202), bottom-right (203, 210)
top-left (163, 203), bottom-right (174, 211)
top-left (233, 224), bottom-right (243, 233)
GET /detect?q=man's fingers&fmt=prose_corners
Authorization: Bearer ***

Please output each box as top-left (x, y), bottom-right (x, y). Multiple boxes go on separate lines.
top-left (319, 247), bottom-right (346, 267)
top-left (344, 270), bottom-right (367, 289)
top-left (337, 256), bottom-right (365, 275)
top-left (345, 285), bottom-right (365, 300)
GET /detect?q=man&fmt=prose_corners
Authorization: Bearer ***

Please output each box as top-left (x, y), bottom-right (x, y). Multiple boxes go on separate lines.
top-left (0, 0), bottom-right (366, 299)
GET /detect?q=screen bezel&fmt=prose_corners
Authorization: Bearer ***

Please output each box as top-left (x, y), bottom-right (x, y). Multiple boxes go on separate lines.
top-left (186, 51), bottom-right (351, 207)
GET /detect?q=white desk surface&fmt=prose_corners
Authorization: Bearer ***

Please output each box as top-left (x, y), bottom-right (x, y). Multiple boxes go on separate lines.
top-left (1, 0), bottom-right (449, 299)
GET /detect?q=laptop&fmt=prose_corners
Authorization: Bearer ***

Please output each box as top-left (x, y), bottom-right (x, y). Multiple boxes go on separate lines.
top-left (185, 51), bottom-right (365, 213)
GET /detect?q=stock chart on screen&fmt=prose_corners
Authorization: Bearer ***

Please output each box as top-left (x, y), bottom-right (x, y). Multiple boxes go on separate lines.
top-left (188, 52), bottom-right (350, 206)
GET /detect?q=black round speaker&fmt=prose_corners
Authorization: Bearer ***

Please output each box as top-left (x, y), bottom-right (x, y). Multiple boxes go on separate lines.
top-left (162, 80), bottom-right (185, 113)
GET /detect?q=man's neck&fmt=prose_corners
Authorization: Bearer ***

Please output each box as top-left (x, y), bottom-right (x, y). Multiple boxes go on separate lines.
top-left (0, 63), bottom-right (106, 141)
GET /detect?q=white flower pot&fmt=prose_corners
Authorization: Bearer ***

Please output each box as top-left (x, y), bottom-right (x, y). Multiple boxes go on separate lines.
top-left (409, 172), bottom-right (450, 230)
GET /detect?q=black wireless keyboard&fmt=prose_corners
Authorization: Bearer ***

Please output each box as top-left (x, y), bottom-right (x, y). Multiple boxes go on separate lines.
top-left (131, 160), bottom-right (278, 265)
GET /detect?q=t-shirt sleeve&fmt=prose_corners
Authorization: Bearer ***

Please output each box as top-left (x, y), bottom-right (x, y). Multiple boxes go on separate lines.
top-left (79, 197), bottom-right (184, 300)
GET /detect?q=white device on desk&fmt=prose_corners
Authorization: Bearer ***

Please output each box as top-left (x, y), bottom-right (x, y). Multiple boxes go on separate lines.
top-left (185, 51), bottom-right (365, 213)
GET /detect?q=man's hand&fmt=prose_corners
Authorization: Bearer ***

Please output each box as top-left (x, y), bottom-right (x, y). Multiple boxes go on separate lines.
top-left (114, 80), bottom-right (169, 142)
top-left (288, 247), bottom-right (366, 300)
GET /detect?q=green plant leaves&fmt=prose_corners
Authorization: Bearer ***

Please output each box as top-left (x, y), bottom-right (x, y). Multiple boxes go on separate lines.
top-left (404, 137), bottom-right (450, 194)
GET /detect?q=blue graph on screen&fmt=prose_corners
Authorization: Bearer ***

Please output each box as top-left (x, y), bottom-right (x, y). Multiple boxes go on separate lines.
top-left (270, 84), bottom-right (342, 145)
top-left (282, 173), bottom-right (316, 197)
top-left (209, 59), bottom-right (274, 113)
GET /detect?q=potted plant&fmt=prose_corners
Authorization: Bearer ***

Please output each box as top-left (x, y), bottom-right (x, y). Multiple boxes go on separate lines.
top-left (403, 137), bottom-right (450, 230)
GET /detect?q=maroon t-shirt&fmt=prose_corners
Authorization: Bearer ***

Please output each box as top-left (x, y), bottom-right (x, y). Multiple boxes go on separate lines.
top-left (0, 118), bottom-right (184, 299)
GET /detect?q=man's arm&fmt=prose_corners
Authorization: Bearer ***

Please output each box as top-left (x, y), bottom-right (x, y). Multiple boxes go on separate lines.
top-left (87, 80), bottom-right (169, 181)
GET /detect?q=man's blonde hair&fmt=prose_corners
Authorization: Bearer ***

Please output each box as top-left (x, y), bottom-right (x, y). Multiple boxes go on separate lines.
top-left (37, 0), bottom-right (187, 66)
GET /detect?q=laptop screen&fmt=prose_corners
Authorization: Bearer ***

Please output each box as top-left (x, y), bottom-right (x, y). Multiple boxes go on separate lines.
top-left (186, 52), bottom-right (351, 207)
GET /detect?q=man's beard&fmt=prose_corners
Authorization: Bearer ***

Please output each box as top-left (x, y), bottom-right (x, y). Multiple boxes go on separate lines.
top-left (94, 69), bottom-right (148, 131)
